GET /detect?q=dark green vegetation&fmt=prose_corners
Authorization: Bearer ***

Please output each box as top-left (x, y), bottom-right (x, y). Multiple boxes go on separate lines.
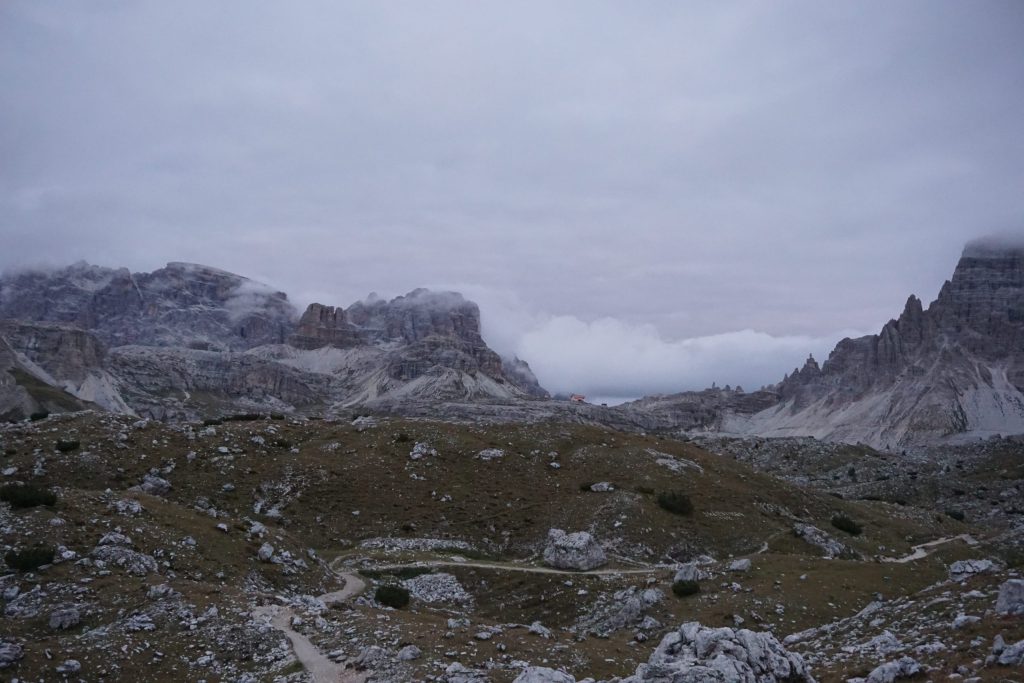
top-left (671, 579), bottom-right (700, 597)
top-left (830, 513), bottom-right (863, 536)
top-left (55, 439), bottom-right (80, 452)
top-left (375, 584), bottom-right (410, 608)
top-left (656, 490), bottom-right (694, 516)
top-left (0, 483), bottom-right (57, 508)
top-left (5, 545), bottom-right (55, 571)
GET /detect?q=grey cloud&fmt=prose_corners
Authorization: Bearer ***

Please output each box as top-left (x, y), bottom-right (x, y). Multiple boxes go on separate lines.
top-left (1, 1), bottom-right (1022, 395)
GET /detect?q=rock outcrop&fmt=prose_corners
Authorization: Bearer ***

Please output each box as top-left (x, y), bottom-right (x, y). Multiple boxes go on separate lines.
top-left (542, 529), bottom-right (606, 571)
top-left (620, 621), bottom-right (815, 682)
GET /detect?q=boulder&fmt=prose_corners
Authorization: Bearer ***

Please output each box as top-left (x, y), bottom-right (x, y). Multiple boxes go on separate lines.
top-left (948, 558), bottom-right (998, 582)
top-left (792, 523), bottom-right (851, 559)
top-left (48, 606), bottom-right (81, 630)
top-left (619, 621), bottom-right (814, 682)
top-left (864, 656), bottom-right (920, 682)
top-left (514, 667), bottom-right (576, 683)
top-left (0, 641), bottom-right (23, 669)
top-left (674, 562), bottom-right (705, 583)
top-left (728, 559), bottom-right (752, 572)
top-left (995, 578), bottom-right (1024, 616)
top-left (397, 645), bottom-right (422, 661)
top-left (543, 529), bottom-right (606, 571)
top-left (257, 542), bottom-right (274, 562)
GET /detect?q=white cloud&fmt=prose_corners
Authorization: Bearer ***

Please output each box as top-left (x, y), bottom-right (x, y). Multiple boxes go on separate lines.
top-left (458, 285), bottom-right (861, 399)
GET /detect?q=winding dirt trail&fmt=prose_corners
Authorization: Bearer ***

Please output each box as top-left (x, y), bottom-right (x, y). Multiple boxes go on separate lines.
top-left (881, 533), bottom-right (977, 563)
top-left (253, 570), bottom-right (368, 683)
top-left (333, 557), bottom-right (664, 576)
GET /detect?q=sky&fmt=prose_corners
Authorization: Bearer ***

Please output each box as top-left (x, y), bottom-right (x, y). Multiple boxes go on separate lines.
top-left (1, 1), bottom-right (1022, 400)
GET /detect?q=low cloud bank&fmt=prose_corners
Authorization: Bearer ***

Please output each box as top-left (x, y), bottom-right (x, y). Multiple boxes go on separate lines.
top-left (463, 287), bottom-right (859, 400)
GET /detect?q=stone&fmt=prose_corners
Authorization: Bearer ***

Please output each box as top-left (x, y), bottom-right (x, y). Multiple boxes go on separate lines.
top-left (528, 621), bottom-right (552, 638)
top-left (0, 641), bottom-right (23, 668)
top-left (409, 442), bottom-right (437, 460)
top-left (619, 621), bottom-right (814, 682)
top-left (91, 537), bottom-right (158, 577)
top-left (995, 638), bottom-right (1024, 666)
top-left (56, 659), bottom-right (82, 674)
top-left (397, 644), bottom-right (422, 661)
top-left (139, 473), bottom-right (172, 496)
top-left (403, 573), bottom-right (472, 605)
top-left (995, 578), bottom-right (1024, 616)
top-left (948, 559), bottom-right (998, 581)
top-left (48, 606), bottom-right (81, 630)
top-left (589, 482), bottom-right (614, 492)
top-left (257, 542), bottom-right (274, 562)
top-left (543, 529), bottom-right (606, 571)
top-left (728, 558), bottom-right (752, 572)
top-left (674, 562), bottom-right (706, 583)
top-left (792, 523), bottom-right (852, 559)
top-left (864, 656), bottom-right (921, 682)
top-left (442, 662), bottom-right (490, 682)
top-left (513, 667), bottom-right (576, 683)
top-left (477, 448), bottom-right (505, 461)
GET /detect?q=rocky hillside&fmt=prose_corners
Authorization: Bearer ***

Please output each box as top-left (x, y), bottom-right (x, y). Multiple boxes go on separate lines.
top-left (625, 238), bottom-right (1024, 449)
top-left (2, 411), bottom-right (1020, 681)
top-left (0, 263), bottom-right (546, 421)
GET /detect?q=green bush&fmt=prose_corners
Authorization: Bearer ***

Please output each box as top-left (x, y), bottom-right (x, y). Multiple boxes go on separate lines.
top-left (55, 439), bottom-right (80, 453)
top-left (671, 579), bottom-right (700, 597)
top-left (657, 491), bottom-right (694, 516)
top-left (831, 513), bottom-right (863, 535)
top-left (224, 413), bottom-right (262, 422)
top-left (634, 485), bottom-right (655, 496)
top-left (945, 508), bottom-right (966, 521)
top-left (29, 411), bottom-right (49, 422)
top-left (395, 433), bottom-right (410, 443)
top-left (0, 484), bottom-right (57, 509)
top-left (5, 546), bottom-right (55, 571)
top-left (202, 418), bottom-right (223, 426)
top-left (271, 438), bottom-right (292, 449)
top-left (375, 585), bottom-right (410, 609)
top-left (270, 413), bottom-right (285, 420)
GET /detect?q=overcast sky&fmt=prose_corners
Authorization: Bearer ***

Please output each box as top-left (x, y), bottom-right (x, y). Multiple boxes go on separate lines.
top-left (2, 2), bottom-right (1022, 400)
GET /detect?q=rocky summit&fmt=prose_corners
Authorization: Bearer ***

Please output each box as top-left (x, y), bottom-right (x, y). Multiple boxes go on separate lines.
top-left (623, 238), bottom-right (1024, 449)
top-left (0, 263), bottom-right (546, 421)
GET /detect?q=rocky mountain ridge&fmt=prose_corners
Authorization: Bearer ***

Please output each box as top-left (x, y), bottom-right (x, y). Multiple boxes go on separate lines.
top-left (0, 263), bottom-right (546, 420)
top-left (623, 238), bottom-right (1024, 449)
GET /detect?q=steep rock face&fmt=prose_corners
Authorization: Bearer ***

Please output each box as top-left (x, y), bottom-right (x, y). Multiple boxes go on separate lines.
top-left (0, 261), bottom-right (296, 351)
top-left (729, 238), bottom-right (1024, 448)
top-left (289, 289), bottom-right (546, 397)
top-left (0, 261), bottom-right (547, 419)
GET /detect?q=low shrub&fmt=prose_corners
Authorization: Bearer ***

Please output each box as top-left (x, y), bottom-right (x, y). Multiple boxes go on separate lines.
top-left (0, 484), bottom-right (58, 509)
top-left (270, 413), bottom-right (285, 420)
top-left (271, 438), bottom-right (292, 449)
top-left (657, 491), bottom-right (694, 516)
top-left (392, 566), bottom-right (433, 580)
top-left (29, 411), bottom-right (49, 422)
top-left (55, 439), bottom-right (80, 453)
top-left (831, 513), bottom-right (863, 536)
top-left (224, 413), bottom-right (262, 422)
top-left (5, 546), bottom-right (55, 572)
top-left (395, 433), bottom-right (410, 443)
top-left (945, 508), bottom-right (966, 521)
top-left (202, 418), bottom-right (223, 426)
top-left (375, 585), bottom-right (410, 609)
top-left (634, 485), bottom-right (655, 496)
top-left (672, 579), bottom-right (700, 597)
